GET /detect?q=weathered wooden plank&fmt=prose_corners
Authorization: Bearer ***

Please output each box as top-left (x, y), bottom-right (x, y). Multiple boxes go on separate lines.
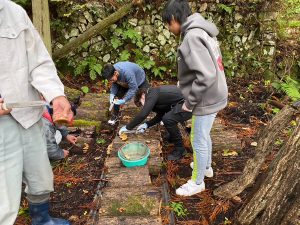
top-left (105, 166), bottom-right (151, 188)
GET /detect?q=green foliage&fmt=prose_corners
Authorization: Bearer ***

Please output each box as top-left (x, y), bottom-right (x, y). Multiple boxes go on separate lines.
top-left (18, 206), bottom-right (29, 217)
top-left (152, 66), bottom-right (167, 79)
top-left (96, 138), bottom-right (106, 145)
top-left (111, 37), bottom-right (123, 49)
top-left (12, 0), bottom-right (31, 7)
top-left (170, 202), bottom-right (188, 217)
top-left (119, 50), bottom-right (131, 61)
top-left (218, 4), bottom-right (234, 14)
top-left (81, 86), bottom-right (89, 94)
top-left (74, 56), bottom-right (102, 80)
top-left (272, 77), bottom-right (300, 101)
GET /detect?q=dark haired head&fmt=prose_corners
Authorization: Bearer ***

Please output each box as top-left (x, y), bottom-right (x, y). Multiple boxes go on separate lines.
top-left (162, 0), bottom-right (191, 25)
top-left (134, 88), bottom-right (148, 107)
top-left (70, 103), bottom-right (77, 116)
top-left (102, 64), bottom-right (116, 80)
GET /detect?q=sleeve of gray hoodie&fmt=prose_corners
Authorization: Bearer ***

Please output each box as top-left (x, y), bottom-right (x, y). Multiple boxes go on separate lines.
top-left (183, 34), bottom-right (217, 110)
top-left (43, 119), bottom-right (65, 160)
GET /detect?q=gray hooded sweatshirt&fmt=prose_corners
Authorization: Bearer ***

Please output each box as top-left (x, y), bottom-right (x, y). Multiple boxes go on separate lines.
top-left (178, 13), bottom-right (228, 115)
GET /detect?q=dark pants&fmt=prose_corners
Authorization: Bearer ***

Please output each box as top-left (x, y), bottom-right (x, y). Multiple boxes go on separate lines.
top-left (113, 79), bottom-right (150, 115)
top-left (162, 103), bottom-right (192, 147)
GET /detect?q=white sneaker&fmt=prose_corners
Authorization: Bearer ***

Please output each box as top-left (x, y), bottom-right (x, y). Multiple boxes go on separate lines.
top-left (190, 162), bottom-right (214, 178)
top-left (176, 180), bottom-right (205, 196)
top-left (108, 114), bottom-right (119, 126)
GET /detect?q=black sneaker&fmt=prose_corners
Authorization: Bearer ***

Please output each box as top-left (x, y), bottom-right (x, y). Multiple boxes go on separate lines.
top-left (167, 147), bottom-right (187, 161)
top-left (108, 114), bottom-right (119, 125)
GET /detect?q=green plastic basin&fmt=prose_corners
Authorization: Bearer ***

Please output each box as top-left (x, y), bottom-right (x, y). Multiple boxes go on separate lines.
top-left (118, 142), bottom-right (150, 167)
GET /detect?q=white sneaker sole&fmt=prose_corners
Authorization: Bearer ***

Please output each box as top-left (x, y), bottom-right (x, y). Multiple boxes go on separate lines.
top-left (108, 120), bottom-right (117, 125)
top-left (190, 162), bottom-right (214, 178)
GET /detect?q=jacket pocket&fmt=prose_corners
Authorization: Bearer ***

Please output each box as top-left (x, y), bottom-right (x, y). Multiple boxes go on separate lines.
top-left (0, 23), bottom-right (28, 70)
top-left (0, 22), bottom-right (27, 39)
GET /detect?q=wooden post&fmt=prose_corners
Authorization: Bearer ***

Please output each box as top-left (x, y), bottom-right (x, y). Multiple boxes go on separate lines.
top-left (32, 0), bottom-right (52, 55)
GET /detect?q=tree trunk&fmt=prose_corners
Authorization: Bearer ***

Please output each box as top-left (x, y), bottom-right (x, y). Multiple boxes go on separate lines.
top-left (213, 106), bottom-right (296, 198)
top-left (237, 116), bottom-right (300, 225)
top-left (32, 0), bottom-right (52, 55)
top-left (52, 1), bottom-right (138, 60)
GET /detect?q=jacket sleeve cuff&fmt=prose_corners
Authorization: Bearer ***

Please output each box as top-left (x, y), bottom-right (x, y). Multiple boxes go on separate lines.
top-left (44, 90), bottom-right (65, 103)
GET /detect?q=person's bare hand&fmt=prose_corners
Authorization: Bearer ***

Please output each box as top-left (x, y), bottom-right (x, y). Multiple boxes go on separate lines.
top-left (182, 102), bottom-right (192, 112)
top-left (0, 98), bottom-right (12, 116)
top-left (52, 96), bottom-right (72, 122)
top-left (66, 135), bottom-right (77, 145)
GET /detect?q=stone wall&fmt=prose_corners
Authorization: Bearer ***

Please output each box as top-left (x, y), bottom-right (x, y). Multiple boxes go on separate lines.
top-left (48, 0), bottom-right (299, 81)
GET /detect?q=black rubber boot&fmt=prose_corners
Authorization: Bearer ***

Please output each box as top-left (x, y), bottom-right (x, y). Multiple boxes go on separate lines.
top-left (167, 147), bottom-right (187, 161)
top-left (163, 132), bottom-right (172, 143)
top-left (29, 201), bottom-right (71, 225)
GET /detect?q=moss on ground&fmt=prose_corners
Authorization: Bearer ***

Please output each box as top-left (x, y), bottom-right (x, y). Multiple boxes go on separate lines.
top-left (73, 119), bottom-right (101, 133)
top-left (108, 195), bottom-right (156, 216)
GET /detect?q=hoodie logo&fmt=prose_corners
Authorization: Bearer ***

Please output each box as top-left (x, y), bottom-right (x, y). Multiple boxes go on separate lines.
top-left (217, 57), bottom-right (224, 71)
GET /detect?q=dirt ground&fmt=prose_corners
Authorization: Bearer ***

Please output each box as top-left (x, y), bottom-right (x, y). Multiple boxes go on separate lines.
top-left (161, 77), bottom-right (288, 224)
top-left (15, 77), bottom-right (285, 225)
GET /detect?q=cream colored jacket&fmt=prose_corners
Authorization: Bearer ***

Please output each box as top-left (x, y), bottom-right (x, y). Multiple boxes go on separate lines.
top-left (0, 0), bottom-right (64, 129)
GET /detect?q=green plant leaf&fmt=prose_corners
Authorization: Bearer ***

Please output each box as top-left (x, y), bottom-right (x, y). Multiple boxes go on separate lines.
top-left (218, 3), bottom-right (234, 14)
top-left (119, 50), bottom-right (131, 61)
top-left (90, 70), bottom-right (97, 80)
top-left (96, 138), bottom-right (106, 145)
top-left (111, 37), bottom-right (122, 49)
top-left (93, 64), bottom-right (103, 75)
top-left (81, 86), bottom-right (89, 94)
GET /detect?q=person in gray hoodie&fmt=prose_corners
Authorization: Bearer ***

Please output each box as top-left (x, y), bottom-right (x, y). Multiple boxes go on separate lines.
top-left (163, 0), bottom-right (228, 196)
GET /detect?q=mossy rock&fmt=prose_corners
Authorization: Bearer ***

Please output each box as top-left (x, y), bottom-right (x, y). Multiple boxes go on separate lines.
top-left (73, 119), bottom-right (101, 133)
top-left (76, 108), bottom-right (108, 122)
top-left (64, 87), bottom-right (82, 103)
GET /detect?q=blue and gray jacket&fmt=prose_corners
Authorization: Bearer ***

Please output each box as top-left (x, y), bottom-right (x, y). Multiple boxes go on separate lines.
top-left (42, 117), bottom-right (69, 160)
top-left (110, 62), bottom-right (146, 102)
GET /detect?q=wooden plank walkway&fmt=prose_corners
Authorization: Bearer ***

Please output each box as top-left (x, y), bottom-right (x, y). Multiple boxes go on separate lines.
top-left (92, 102), bottom-right (164, 225)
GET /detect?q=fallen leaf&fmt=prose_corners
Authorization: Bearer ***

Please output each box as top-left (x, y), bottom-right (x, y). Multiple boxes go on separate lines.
top-left (120, 133), bottom-right (128, 141)
top-left (94, 157), bottom-right (101, 160)
top-left (107, 144), bottom-right (113, 155)
top-left (228, 102), bottom-right (238, 108)
top-left (69, 215), bottom-right (79, 221)
top-left (118, 207), bottom-right (126, 213)
top-left (250, 142), bottom-right (258, 147)
top-left (83, 189), bottom-right (89, 194)
top-left (83, 211), bottom-right (88, 216)
top-left (83, 143), bottom-right (89, 150)
top-left (231, 196), bottom-right (242, 203)
top-left (222, 149), bottom-right (238, 157)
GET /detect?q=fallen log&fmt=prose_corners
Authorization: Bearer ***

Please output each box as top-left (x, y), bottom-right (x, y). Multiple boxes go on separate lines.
top-left (213, 106), bottom-right (296, 198)
top-left (237, 116), bottom-right (300, 225)
top-left (53, 0), bottom-right (142, 60)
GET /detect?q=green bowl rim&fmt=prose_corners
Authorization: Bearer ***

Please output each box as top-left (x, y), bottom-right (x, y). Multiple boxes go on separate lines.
top-left (118, 141), bottom-right (150, 163)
